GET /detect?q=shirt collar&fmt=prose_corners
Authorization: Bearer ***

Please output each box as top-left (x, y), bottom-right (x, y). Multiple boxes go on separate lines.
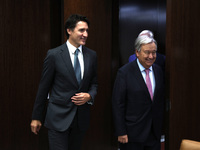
top-left (66, 40), bottom-right (83, 54)
top-left (136, 58), bottom-right (153, 72)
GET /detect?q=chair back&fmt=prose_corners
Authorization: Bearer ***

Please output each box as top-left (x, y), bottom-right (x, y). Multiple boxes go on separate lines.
top-left (180, 139), bottom-right (200, 150)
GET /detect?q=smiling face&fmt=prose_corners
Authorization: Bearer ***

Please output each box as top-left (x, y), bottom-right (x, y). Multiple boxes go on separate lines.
top-left (136, 42), bottom-right (157, 69)
top-left (67, 21), bottom-right (89, 48)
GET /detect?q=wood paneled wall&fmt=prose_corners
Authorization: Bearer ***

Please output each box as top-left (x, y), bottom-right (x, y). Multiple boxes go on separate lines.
top-left (0, 0), bottom-right (52, 149)
top-left (166, 0), bottom-right (200, 149)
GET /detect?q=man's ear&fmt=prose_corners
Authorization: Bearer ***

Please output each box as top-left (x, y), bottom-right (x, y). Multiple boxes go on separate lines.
top-left (135, 49), bottom-right (139, 57)
top-left (67, 29), bottom-right (71, 35)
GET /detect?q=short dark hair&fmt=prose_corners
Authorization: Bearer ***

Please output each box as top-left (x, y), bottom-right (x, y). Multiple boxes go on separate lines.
top-left (64, 14), bottom-right (90, 39)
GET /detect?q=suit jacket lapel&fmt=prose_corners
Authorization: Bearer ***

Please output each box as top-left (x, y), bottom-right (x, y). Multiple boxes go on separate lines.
top-left (132, 61), bottom-right (151, 98)
top-left (80, 46), bottom-right (89, 87)
top-left (132, 61), bottom-right (153, 101)
top-left (152, 64), bottom-right (160, 102)
top-left (59, 43), bottom-right (79, 87)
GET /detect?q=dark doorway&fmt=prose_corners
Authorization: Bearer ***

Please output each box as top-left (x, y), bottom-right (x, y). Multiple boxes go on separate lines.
top-left (119, 0), bottom-right (166, 65)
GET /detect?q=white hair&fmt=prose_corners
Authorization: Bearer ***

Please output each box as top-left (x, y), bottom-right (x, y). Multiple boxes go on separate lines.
top-left (135, 35), bottom-right (157, 52)
top-left (138, 30), bottom-right (154, 38)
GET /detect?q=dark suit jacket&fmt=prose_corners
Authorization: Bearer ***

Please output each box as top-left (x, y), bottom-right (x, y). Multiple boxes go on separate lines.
top-left (32, 43), bottom-right (98, 132)
top-left (112, 60), bottom-right (165, 142)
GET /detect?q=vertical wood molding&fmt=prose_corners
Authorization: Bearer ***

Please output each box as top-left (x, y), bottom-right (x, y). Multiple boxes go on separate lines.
top-left (166, 0), bottom-right (200, 149)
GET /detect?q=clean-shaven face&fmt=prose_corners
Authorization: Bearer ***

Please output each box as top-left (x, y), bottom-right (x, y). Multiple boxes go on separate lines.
top-left (67, 21), bottom-right (89, 48)
top-left (136, 42), bottom-right (157, 69)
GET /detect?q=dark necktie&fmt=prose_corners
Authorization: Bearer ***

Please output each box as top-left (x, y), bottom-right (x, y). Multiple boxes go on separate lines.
top-left (145, 69), bottom-right (153, 100)
top-left (74, 49), bottom-right (81, 85)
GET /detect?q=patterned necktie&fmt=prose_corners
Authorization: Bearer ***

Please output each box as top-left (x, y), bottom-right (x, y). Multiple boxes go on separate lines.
top-left (74, 49), bottom-right (81, 85)
top-left (145, 69), bottom-right (153, 100)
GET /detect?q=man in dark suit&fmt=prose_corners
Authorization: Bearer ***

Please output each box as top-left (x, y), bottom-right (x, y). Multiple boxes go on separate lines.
top-left (112, 35), bottom-right (165, 150)
top-left (30, 14), bottom-right (98, 150)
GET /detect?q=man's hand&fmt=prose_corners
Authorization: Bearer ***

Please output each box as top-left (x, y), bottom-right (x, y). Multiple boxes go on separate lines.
top-left (118, 135), bottom-right (128, 143)
top-left (30, 120), bottom-right (42, 135)
top-left (71, 92), bottom-right (91, 105)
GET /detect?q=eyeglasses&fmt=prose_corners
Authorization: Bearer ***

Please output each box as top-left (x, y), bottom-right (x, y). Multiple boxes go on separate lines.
top-left (142, 50), bottom-right (157, 56)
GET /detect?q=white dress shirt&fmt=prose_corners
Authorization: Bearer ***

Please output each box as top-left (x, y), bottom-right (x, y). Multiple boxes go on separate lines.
top-left (137, 59), bottom-right (156, 95)
top-left (66, 41), bottom-right (84, 79)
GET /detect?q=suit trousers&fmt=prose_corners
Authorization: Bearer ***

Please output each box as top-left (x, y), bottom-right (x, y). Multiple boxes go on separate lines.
top-left (119, 130), bottom-right (161, 150)
top-left (48, 113), bottom-right (86, 150)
